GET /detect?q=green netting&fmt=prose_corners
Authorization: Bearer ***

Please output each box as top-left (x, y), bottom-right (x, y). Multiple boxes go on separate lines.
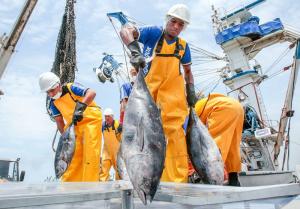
top-left (47, 0), bottom-right (77, 122)
top-left (51, 0), bottom-right (76, 84)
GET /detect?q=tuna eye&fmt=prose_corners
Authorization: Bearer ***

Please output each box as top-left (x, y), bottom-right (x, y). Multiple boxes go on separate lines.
top-left (143, 178), bottom-right (151, 187)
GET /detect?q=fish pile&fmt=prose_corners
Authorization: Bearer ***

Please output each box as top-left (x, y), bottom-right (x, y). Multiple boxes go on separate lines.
top-left (54, 124), bottom-right (76, 178)
top-left (118, 70), bottom-right (166, 205)
top-left (186, 108), bottom-right (224, 185)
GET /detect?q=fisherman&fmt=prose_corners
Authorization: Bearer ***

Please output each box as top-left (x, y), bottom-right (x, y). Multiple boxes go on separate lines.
top-left (190, 93), bottom-right (244, 186)
top-left (120, 4), bottom-right (197, 183)
top-left (99, 108), bottom-right (122, 181)
top-left (119, 67), bottom-right (137, 125)
top-left (39, 72), bottom-right (102, 182)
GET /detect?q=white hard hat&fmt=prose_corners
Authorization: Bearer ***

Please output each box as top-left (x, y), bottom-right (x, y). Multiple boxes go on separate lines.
top-left (103, 108), bottom-right (114, 116)
top-left (39, 72), bottom-right (60, 92)
top-left (167, 4), bottom-right (191, 24)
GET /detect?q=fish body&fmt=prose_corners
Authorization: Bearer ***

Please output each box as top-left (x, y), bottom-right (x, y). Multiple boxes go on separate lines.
top-left (54, 124), bottom-right (76, 178)
top-left (187, 108), bottom-right (224, 185)
top-left (119, 71), bottom-right (166, 205)
top-left (116, 148), bottom-right (129, 181)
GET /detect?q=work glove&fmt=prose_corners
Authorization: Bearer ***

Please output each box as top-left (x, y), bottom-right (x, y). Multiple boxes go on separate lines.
top-left (186, 83), bottom-right (197, 107)
top-left (127, 40), bottom-right (145, 71)
top-left (73, 101), bottom-right (87, 125)
top-left (117, 123), bottom-right (123, 134)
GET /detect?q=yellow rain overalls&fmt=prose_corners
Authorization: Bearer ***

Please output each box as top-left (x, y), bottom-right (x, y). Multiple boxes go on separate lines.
top-left (194, 93), bottom-right (243, 173)
top-left (99, 120), bottom-right (121, 181)
top-left (54, 83), bottom-right (102, 182)
top-left (144, 34), bottom-right (189, 183)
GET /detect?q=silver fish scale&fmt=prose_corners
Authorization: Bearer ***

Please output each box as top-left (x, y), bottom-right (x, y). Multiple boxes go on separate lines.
top-left (187, 108), bottom-right (224, 185)
top-left (54, 124), bottom-right (76, 179)
top-left (119, 71), bottom-right (166, 205)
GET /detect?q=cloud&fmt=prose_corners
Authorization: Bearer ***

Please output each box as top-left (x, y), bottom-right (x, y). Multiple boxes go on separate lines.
top-left (0, 72), bottom-right (56, 182)
top-left (1, 0), bottom-right (300, 183)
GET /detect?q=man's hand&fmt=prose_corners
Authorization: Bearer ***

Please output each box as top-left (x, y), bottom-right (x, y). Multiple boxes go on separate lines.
top-left (127, 40), bottom-right (145, 71)
top-left (73, 101), bottom-right (87, 125)
top-left (117, 123), bottom-right (123, 134)
top-left (186, 83), bottom-right (197, 107)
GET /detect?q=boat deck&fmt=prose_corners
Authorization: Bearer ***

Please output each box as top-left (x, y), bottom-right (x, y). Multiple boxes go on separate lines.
top-left (0, 180), bottom-right (299, 208)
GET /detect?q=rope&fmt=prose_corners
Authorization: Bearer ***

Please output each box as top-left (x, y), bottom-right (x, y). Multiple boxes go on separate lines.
top-left (108, 16), bottom-right (131, 81)
top-left (51, 129), bottom-right (59, 152)
top-left (264, 45), bottom-right (292, 75)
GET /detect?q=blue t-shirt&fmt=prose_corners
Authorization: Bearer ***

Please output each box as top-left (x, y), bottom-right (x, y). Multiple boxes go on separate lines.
top-left (120, 82), bottom-right (133, 101)
top-left (138, 25), bottom-right (192, 74)
top-left (49, 83), bottom-right (88, 117)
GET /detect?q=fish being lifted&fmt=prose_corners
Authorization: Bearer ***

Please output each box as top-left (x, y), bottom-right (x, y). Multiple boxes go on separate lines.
top-left (187, 108), bottom-right (224, 185)
top-left (116, 147), bottom-right (129, 181)
top-left (119, 70), bottom-right (166, 205)
top-left (54, 124), bottom-right (76, 179)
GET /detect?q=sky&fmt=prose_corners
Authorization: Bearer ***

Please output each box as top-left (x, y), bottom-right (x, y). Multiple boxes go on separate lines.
top-left (0, 0), bottom-right (300, 183)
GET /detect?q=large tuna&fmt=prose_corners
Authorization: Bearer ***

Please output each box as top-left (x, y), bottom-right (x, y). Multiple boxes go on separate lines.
top-left (187, 108), bottom-right (224, 185)
top-left (116, 148), bottom-right (129, 181)
top-left (119, 70), bottom-right (166, 205)
top-left (54, 124), bottom-right (76, 178)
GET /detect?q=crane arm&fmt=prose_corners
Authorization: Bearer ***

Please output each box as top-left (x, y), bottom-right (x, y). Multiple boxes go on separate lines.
top-left (0, 0), bottom-right (38, 79)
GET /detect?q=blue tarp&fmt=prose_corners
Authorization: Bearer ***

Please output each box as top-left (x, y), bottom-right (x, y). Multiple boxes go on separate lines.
top-left (215, 18), bottom-right (283, 45)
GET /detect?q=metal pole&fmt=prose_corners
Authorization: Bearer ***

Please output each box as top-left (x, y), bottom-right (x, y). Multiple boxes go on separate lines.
top-left (121, 190), bottom-right (134, 209)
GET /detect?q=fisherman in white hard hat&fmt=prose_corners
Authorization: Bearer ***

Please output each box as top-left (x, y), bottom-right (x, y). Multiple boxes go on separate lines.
top-left (99, 108), bottom-right (122, 181)
top-left (38, 72), bottom-right (102, 182)
top-left (120, 4), bottom-right (196, 183)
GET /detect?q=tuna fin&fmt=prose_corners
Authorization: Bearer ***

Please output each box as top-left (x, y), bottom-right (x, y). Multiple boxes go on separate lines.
top-left (137, 116), bottom-right (144, 152)
top-left (136, 189), bottom-right (147, 205)
top-left (157, 103), bottom-right (162, 116)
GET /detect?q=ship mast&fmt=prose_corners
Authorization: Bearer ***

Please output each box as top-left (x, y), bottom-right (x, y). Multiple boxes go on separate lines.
top-left (211, 0), bottom-right (300, 170)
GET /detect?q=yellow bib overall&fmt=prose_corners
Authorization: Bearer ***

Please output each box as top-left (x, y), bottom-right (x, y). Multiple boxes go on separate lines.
top-left (144, 35), bottom-right (189, 182)
top-left (54, 83), bottom-right (102, 181)
top-left (195, 93), bottom-right (243, 173)
top-left (99, 120), bottom-right (121, 181)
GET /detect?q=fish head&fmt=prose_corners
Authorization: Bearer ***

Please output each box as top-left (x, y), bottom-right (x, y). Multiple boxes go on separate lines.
top-left (126, 154), bottom-right (161, 205)
top-left (55, 160), bottom-right (67, 178)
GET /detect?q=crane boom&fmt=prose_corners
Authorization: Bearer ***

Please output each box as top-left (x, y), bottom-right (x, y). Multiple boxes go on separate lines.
top-left (0, 0), bottom-right (38, 79)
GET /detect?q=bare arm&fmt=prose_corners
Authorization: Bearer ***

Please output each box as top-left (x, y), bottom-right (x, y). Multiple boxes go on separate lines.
top-left (55, 115), bottom-right (65, 134)
top-left (120, 25), bottom-right (139, 45)
top-left (82, 89), bottom-right (96, 105)
top-left (120, 25), bottom-right (144, 71)
top-left (119, 98), bottom-right (129, 124)
top-left (183, 64), bottom-right (194, 84)
top-left (120, 98), bottom-right (128, 112)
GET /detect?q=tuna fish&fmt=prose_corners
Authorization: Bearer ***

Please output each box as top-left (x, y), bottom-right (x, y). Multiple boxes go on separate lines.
top-left (187, 108), bottom-right (224, 185)
top-left (119, 70), bottom-right (166, 205)
top-left (116, 148), bottom-right (129, 181)
top-left (54, 124), bottom-right (76, 178)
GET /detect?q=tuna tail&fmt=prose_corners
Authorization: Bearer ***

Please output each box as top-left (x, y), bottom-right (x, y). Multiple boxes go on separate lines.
top-left (135, 67), bottom-right (146, 89)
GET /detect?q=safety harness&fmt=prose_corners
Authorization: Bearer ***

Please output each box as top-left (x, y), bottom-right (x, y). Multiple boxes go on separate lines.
top-left (61, 84), bottom-right (99, 108)
top-left (155, 31), bottom-right (182, 60)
